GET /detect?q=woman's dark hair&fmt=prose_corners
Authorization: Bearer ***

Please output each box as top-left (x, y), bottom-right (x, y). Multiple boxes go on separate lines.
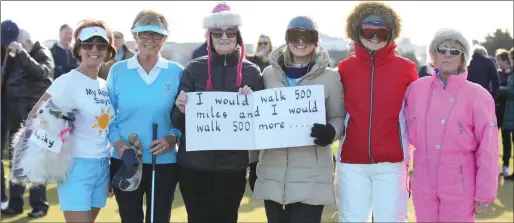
top-left (72, 20), bottom-right (116, 62)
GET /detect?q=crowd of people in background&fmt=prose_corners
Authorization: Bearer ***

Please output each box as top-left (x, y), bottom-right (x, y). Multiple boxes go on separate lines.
top-left (0, 1), bottom-right (513, 223)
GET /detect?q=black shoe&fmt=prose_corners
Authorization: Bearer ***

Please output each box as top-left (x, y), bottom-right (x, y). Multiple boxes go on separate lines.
top-left (27, 209), bottom-right (47, 218)
top-left (1, 207), bottom-right (23, 216)
top-left (505, 174), bottom-right (514, 181)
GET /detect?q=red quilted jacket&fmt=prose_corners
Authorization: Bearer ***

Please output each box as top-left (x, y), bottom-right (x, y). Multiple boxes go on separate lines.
top-left (337, 43), bottom-right (418, 164)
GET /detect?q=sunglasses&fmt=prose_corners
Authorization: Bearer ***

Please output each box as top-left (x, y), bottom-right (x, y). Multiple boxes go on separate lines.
top-left (137, 32), bottom-right (165, 41)
top-left (81, 42), bottom-right (108, 51)
top-left (285, 28), bottom-right (318, 44)
top-left (437, 46), bottom-right (463, 56)
top-left (360, 27), bottom-right (391, 41)
top-left (211, 27), bottom-right (238, 39)
top-left (258, 42), bottom-right (269, 46)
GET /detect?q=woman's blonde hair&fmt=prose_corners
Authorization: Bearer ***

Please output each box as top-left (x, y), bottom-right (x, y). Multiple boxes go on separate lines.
top-left (257, 35), bottom-right (272, 52)
top-left (282, 45), bottom-right (317, 67)
top-left (131, 10), bottom-right (168, 33)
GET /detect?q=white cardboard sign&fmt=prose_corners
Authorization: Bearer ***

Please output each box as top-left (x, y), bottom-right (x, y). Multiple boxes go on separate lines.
top-left (185, 85), bottom-right (326, 151)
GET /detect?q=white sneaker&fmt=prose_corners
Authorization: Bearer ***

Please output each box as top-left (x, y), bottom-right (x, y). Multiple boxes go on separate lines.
top-left (1, 201), bottom-right (8, 210)
top-left (501, 166), bottom-right (510, 177)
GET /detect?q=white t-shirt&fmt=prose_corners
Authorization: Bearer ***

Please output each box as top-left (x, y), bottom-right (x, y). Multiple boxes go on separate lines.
top-left (45, 70), bottom-right (114, 158)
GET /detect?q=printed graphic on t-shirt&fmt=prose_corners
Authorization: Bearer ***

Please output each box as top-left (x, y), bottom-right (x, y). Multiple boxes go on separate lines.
top-left (84, 88), bottom-right (113, 136)
top-left (85, 88), bottom-right (111, 106)
top-left (92, 107), bottom-right (114, 135)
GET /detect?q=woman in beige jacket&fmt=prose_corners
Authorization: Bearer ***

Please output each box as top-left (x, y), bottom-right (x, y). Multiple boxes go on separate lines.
top-left (252, 16), bottom-right (345, 223)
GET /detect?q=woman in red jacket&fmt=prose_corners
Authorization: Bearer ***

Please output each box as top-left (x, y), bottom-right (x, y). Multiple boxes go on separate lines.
top-left (335, 1), bottom-right (418, 222)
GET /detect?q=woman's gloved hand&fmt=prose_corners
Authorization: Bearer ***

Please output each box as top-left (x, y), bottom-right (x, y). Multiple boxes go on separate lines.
top-left (310, 123), bottom-right (336, 147)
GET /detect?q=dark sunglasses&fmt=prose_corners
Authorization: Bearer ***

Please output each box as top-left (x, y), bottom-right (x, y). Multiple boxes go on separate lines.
top-left (437, 46), bottom-right (463, 56)
top-left (360, 27), bottom-right (391, 41)
top-left (81, 42), bottom-right (108, 51)
top-left (137, 32), bottom-right (165, 40)
top-left (258, 42), bottom-right (269, 46)
top-left (211, 27), bottom-right (238, 39)
top-left (285, 28), bottom-right (318, 44)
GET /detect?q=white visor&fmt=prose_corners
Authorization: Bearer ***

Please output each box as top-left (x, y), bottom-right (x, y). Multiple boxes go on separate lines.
top-left (78, 26), bottom-right (109, 42)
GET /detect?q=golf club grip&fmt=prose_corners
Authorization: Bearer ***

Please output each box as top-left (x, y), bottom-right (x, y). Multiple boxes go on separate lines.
top-left (152, 123), bottom-right (158, 140)
top-left (152, 123), bottom-right (157, 165)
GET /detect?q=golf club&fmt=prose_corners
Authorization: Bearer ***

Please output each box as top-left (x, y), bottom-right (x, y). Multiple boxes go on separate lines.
top-left (151, 123), bottom-right (157, 223)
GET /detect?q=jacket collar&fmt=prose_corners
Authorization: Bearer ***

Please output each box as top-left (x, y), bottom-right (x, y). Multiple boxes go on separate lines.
top-left (354, 43), bottom-right (397, 66)
top-left (210, 47), bottom-right (240, 66)
top-left (432, 68), bottom-right (468, 89)
top-left (127, 54), bottom-right (168, 70)
top-left (29, 41), bottom-right (42, 55)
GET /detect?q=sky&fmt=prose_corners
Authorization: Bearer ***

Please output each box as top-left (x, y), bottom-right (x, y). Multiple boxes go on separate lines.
top-left (1, 1), bottom-right (513, 46)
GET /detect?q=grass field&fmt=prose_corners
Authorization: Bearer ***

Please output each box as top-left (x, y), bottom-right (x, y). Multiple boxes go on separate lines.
top-left (1, 141), bottom-right (513, 222)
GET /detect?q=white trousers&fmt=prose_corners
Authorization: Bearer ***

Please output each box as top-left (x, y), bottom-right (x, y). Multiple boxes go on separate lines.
top-left (335, 162), bottom-right (409, 222)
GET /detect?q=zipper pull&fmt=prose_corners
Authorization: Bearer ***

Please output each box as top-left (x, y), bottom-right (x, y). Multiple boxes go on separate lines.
top-left (224, 55), bottom-right (227, 67)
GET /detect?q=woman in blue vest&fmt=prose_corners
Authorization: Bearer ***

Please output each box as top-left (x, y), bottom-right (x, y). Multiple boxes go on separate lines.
top-left (106, 10), bottom-right (182, 223)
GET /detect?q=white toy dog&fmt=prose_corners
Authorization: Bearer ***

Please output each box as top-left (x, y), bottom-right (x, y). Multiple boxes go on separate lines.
top-left (10, 99), bottom-right (77, 187)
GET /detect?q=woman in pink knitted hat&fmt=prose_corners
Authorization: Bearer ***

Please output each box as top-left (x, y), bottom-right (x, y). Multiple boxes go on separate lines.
top-left (172, 2), bottom-right (263, 223)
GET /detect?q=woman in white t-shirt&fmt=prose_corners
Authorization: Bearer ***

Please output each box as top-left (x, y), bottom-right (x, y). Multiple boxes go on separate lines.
top-left (28, 20), bottom-right (116, 223)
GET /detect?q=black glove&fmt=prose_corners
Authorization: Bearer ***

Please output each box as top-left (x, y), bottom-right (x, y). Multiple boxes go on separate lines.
top-left (310, 123), bottom-right (335, 147)
top-left (249, 162), bottom-right (258, 192)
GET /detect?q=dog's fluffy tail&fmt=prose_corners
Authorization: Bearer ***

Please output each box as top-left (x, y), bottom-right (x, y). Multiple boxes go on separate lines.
top-left (10, 121), bottom-right (30, 184)
top-left (9, 119), bottom-right (44, 188)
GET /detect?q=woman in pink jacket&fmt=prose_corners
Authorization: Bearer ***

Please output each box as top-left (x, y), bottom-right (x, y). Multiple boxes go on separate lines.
top-left (404, 28), bottom-right (499, 222)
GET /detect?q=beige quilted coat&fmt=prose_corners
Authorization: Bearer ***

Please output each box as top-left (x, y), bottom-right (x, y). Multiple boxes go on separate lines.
top-left (252, 45), bottom-right (345, 205)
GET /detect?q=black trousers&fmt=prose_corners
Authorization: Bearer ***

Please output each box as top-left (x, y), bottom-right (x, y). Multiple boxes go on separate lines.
top-left (1, 110), bottom-right (8, 202)
top-left (264, 200), bottom-right (324, 223)
top-left (110, 158), bottom-right (179, 223)
top-left (502, 129), bottom-right (513, 167)
top-left (179, 166), bottom-right (246, 223)
top-left (1, 122), bottom-right (7, 202)
top-left (3, 128), bottom-right (48, 211)
top-left (1, 164), bottom-right (6, 202)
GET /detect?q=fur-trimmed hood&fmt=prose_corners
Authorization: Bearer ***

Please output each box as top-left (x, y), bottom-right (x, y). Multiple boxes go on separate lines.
top-left (346, 1), bottom-right (401, 43)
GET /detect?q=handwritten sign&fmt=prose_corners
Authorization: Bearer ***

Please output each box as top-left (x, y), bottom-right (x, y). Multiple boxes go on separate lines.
top-left (185, 85), bottom-right (326, 151)
top-left (29, 128), bottom-right (63, 154)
